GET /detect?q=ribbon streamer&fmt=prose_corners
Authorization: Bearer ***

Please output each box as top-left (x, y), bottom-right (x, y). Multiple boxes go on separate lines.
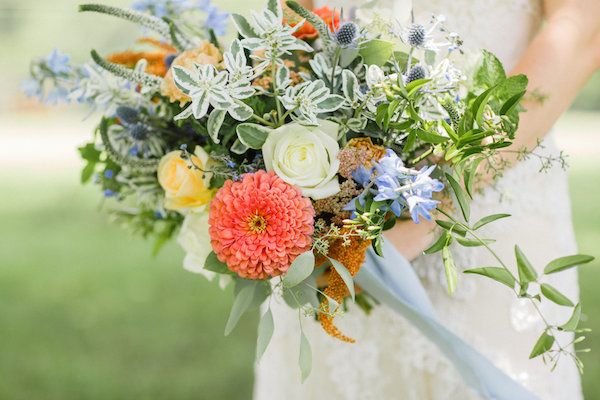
top-left (355, 240), bottom-right (538, 400)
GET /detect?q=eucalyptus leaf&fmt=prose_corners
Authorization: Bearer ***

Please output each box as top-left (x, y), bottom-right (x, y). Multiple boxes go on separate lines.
top-left (359, 39), bottom-right (395, 66)
top-left (472, 213), bottom-right (511, 230)
top-left (255, 308), bottom-right (275, 362)
top-left (464, 267), bottom-right (515, 289)
top-left (559, 303), bottom-right (582, 332)
top-left (445, 173), bottom-right (470, 221)
top-left (544, 254), bottom-right (595, 275)
top-left (299, 329), bottom-right (312, 382)
top-left (283, 252), bottom-right (315, 288)
top-left (224, 283), bottom-right (257, 336)
top-left (529, 331), bottom-right (555, 359)
top-left (540, 283), bottom-right (574, 307)
top-left (282, 278), bottom-right (319, 309)
top-left (204, 251), bottom-right (233, 275)
top-left (515, 245), bottom-right (538, 284)
top-left (328, 257), bottom-right (355, 301)
top-left (207, 109), bottom-right (226, 144)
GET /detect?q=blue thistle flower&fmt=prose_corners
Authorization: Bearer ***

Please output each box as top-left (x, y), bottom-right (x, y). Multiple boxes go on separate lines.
top-left (335, 22), bottom-right (358, 47)
top-left (406, 65), bottom-right (427, 84)
top-left (407, 24), bottom-right (426, 47)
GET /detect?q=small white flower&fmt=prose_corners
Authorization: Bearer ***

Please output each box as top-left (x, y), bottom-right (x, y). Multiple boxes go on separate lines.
top-left (178, 211), bottom-right (231, 289)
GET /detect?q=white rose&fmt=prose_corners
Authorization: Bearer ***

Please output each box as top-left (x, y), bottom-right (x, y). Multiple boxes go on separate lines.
top-left (262, 120), bottom-right (341, 200)
top-left (177, 211), bottom-right (230, 288)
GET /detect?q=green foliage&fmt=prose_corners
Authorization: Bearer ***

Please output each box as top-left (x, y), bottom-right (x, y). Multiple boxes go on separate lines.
top-left (78, 143), bottom-right (101, 183)
top-left (79, 3), bottom-right (171, 39)
top-left (442, 247), bottom-right (457, 295)
top-left (283, 252), bottom-right (315, 288)
top-left (515, 245), bottom-right (538, 285)
top-left (236, 123), bottom-right (272, 149)
top-left (529, 332), bottom-right (555, 359)
top-left (359, 39), bottom-right (395, 66)
top-left (299, 329), bottom-right (312, 382)
top-left (204, 251), bottom-right (234, 275)
top-left (464, 267), bottom-right (516, 289)
top-left (445, 173), bottom-right (470, 221)
top-left (225, 280), bottom-right (269, 336)
top-left (255, 308), bottom-right (274, 362)
top-left (544, 254), bottom-right (595, 274)
top-left (541, 283), bottom-right (574, 307)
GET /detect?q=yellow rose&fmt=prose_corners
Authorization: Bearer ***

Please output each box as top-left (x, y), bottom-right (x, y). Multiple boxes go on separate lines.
top-left (157, 146), bottom-right (213, 212)
top-left (161, 41), bottom-right (223, 105)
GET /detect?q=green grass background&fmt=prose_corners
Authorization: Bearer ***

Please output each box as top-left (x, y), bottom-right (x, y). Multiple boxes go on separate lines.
top-left (1, 0), bottom-right (600, 398)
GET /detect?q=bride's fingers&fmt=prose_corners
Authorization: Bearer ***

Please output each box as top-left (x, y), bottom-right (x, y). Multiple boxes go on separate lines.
top-left (384, 218), bottom-right (438, 262)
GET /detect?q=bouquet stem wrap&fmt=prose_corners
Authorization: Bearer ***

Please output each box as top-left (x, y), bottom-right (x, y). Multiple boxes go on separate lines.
top-left (355, 241), bottom-right (538, 400)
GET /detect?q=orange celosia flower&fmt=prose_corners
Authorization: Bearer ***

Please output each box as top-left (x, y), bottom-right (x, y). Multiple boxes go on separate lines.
top-left (318, 232), bottom-right (371, 343)
top-left (285, 6), bottom-right (341, 40)
top-left (107, 38), bottom-right (177, 78)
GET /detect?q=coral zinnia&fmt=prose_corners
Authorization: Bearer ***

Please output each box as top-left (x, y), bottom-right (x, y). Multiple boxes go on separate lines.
top-left (209, 170), bottom-right (315, 280)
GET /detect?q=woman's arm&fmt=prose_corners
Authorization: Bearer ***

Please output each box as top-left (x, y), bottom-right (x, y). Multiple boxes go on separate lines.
top-left (505, 0), bottom-right (600, 161)
top-left (388, 0), bottom-right (600, 260)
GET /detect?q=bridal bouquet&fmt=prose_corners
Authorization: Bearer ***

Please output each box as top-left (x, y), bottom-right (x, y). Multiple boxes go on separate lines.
top-left (26, 0), bottom-right (594, 380)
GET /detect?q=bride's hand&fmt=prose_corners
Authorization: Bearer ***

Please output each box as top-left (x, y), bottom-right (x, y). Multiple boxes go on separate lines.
top-left (383, 218), bottom-right (438, 262)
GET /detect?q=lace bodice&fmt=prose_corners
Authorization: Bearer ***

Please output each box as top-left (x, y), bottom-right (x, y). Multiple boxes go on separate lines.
top-left (254, 1), bottom-right (583, 399)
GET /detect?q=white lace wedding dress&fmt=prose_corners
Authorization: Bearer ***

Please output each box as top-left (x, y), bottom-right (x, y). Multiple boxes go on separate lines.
top-left (254, 1), bottom-right (583, 398)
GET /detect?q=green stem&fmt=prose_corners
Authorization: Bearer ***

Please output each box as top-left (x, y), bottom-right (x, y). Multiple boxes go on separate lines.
top-left (271, 61), bottom-right (283, 122)
top-left (437, 208), bottom-right (567, 353)
top-left (252, 114), bottom-right (276, 128)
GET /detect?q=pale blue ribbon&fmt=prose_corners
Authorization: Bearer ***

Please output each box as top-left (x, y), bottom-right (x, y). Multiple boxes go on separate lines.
top-left (354, 240), bottom-right (538, 400)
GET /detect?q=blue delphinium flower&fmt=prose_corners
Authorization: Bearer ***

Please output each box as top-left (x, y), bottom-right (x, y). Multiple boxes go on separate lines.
top-left (375, 149), bottom-right (409, 178)
top-left (21, 79), bottom-right (43, 99)
top-left (204, 5), bottom-right (229, 36)
top-left (401, 166), bottom-right (444, 223)
top-left (46, 49), bottom-right (71, 75)
top-left (405, 195), bottom-right (439, 223)
top-left (352, 165), bottom-right (372, 187)
top-left (373, 174), bottom-right (405, 216)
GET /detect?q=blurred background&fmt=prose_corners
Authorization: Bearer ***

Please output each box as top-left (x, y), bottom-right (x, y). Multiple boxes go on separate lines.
top-left (1, 0), bottom-right (599, 398)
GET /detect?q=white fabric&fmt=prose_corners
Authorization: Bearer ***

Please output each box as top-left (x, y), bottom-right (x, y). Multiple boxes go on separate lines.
top-left (254, 1), bottom-right (583, 398)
